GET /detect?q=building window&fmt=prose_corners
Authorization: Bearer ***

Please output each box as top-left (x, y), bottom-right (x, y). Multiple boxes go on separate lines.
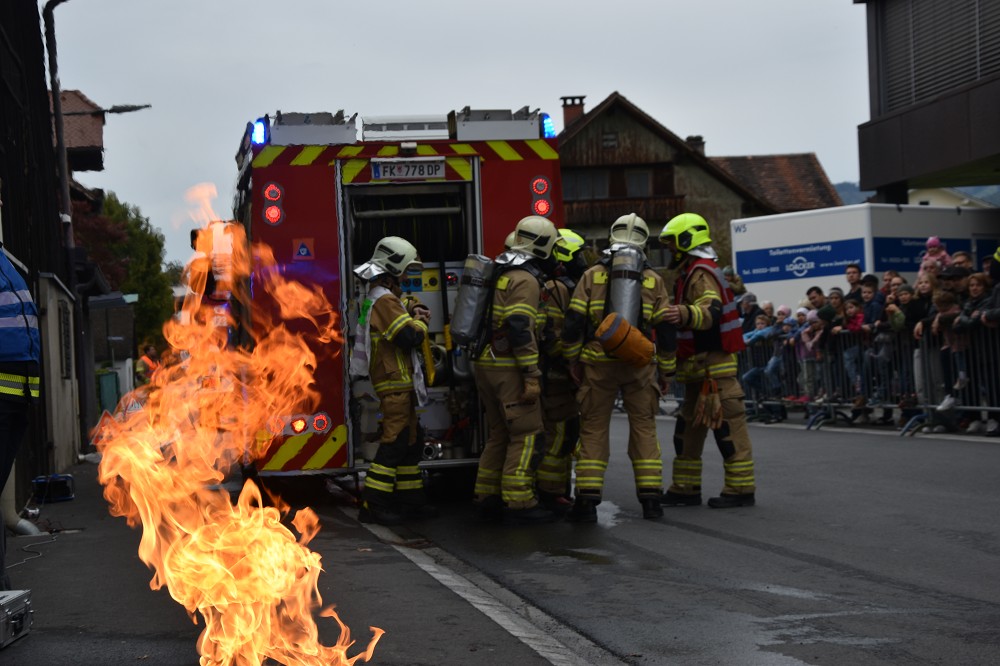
top-left (59, 300), bottom-right (72, 379)
top-left (602, 132), bottom-right (618, 149)
top-left (563, 170), bottom-right (610, 201)
top-left (625, 170), bottom-right (652, 197)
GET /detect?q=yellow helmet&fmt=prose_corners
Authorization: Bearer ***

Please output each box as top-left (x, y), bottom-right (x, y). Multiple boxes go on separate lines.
top-left (609, 213), bottom-right (649, 247)
top-left (552, 228), bottom-right (585, 263)
top-left (660, 213), bottom-right (712, 253)
top-left (512, 215), bottom-right (558, 259)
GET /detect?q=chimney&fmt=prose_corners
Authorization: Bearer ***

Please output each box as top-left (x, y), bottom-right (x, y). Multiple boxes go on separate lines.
top-left (686, 135), bottom-right (705, 155)
top-left (561, 96), bottom-right (586, 128)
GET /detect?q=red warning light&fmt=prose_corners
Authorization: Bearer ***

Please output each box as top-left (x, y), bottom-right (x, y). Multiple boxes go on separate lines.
top-left (445, 272), bottom-right (459, 286)
top-left (263, 183), bottom-right (283, 201)
top-left (533, 199), bottom-right (552, 216)
top-left (531, 177), bottom-right (550, 196)
top-left (267, 415), bottom-right (285, 436)
top-left (290, 418), bottom-right (308, 434)
top-left (312, 414), bottom-right (330, 432)
top-left (264, 205), bottom-right (284, 225)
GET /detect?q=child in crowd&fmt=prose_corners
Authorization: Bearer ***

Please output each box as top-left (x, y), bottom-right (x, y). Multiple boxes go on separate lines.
top-left (932, 290), bottom-right (965, 413)
top-left (836, 298), bottom-right (865, 400)
top-left (920, 236), bottom-right (952, 274)
top-left (797, 309), bottom-right (826, 400)
top-left (952, 273), bottom-right (993, 432)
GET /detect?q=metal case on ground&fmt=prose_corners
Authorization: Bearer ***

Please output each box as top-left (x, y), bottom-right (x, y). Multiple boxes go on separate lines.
top-left (0, 589), bottom-right (32, 648)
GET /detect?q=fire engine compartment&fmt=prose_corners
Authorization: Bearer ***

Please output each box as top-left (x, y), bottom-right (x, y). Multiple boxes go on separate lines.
top-left (233, 105), bottom-right (563, 476)
top-left (343, 180), bottom-right (484, 466)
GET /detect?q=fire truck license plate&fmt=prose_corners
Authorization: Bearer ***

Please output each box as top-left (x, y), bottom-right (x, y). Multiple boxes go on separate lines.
top-left (371, 159), bottom-right (444, 180)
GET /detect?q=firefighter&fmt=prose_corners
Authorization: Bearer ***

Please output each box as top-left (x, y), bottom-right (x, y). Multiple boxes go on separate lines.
top-left (473, 215), bottom-right (559, 525)
top-left (658, 213), bottom-right (755, 509)
top-left (562, 214), bottom-right (677, 522)
top-left (352, 236), bottom-right (436, 525)
top-left (534, 229), bottom-right (587, 512)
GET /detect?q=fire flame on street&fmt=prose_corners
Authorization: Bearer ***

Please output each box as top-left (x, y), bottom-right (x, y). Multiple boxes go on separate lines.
top-left (94, 213), bottom-right (382, 664)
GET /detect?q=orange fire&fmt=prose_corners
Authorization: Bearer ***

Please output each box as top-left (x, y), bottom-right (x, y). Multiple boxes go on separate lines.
top-left (95, 218), bottom-right (381, 664)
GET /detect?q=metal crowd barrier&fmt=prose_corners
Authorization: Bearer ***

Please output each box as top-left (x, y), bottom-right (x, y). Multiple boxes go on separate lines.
top-left (735, 322), bottom-right (1000, 436)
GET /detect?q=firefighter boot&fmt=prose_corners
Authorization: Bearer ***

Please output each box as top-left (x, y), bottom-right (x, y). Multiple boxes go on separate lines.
top-left (476, 495), bottom-right (505, 524)
top-left (707, 493), bottom-right (756, 509)
top-left (640, 498), bottom-right (663, 520)
top-left (400, 504), bottom-right (440, 521)
top-left (566, 496), bottom-right (598, 524)
top-left (661, 491), bottom-right (702, 507)
top-left (358, 502), bottom-right (405, 526)
top-left (504, 505), bottom-right (558, 526)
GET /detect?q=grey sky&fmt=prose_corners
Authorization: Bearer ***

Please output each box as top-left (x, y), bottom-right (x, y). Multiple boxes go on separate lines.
top-left (48, 0), bottom-right (868, 266)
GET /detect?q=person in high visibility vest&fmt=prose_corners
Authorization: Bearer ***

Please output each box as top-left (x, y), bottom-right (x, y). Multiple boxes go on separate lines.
top-left (0, 242), bottom-right (41, 590)
top-left (658, 213), bottom-right (756, 509)
top-left (135, 345), bottom-right (160, 386)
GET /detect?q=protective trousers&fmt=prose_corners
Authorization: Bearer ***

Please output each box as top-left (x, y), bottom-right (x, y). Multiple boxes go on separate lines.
top-left (535, 377), bottom-right (579, 497)
top-left (362, 391), bottom-right (426, 510)
top-left (473, 365), bottom-right (543, 510)
top-left (667, 376), bottom-right (755, 497)
top-left (575, 361), bottom-right (662, 501)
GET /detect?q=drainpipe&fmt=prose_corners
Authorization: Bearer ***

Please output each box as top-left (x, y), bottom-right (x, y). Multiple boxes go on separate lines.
top-left (44, 0), bottom-right (91, 453)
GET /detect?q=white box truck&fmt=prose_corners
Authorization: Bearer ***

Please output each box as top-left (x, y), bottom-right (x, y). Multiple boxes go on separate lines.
top-left (730, 204), bottom-right (1000, 309)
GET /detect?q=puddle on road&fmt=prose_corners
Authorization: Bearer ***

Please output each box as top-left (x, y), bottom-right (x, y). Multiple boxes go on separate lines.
top-left (543, 547), bottom-right (615, 565)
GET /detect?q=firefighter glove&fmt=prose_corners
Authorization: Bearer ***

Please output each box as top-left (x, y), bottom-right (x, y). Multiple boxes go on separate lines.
top-left (521, 376), bottom-right (541, 402)
top-left (693, 378), bottom-right (723, 430)
top-left (657, 371), bottom-right (673, 396)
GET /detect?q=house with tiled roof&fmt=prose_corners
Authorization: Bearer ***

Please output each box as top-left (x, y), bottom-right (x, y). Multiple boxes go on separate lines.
top-left (51, 89), bottom-right (105, 172)
top-left (557, 92), bottom-right (841, 266)
top-left (711, 154), bottom-right (842, 212)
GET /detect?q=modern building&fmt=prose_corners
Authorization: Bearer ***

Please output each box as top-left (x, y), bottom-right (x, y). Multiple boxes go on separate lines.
top-left (856, 0), bottom-right (1000, 201)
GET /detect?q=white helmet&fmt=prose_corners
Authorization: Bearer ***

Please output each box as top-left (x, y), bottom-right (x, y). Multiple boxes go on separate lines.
top-left (504, 231), bottom-right (517, 250)
top-left (609, 213), bottom-right (649, 248)
top-left (354, 236), bottom-right (422, 280)
top-left (511, 215), bottom-right (558, 260)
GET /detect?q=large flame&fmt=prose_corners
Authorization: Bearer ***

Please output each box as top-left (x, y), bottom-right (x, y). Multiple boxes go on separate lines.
top-left (96, 221), bottom-right (381, 664)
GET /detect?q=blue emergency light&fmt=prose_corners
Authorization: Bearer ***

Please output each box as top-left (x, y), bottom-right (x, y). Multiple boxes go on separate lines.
top-left (251, 119), bottom-right (268, 145)
top-left (540, 113), bottom-right (556, 139)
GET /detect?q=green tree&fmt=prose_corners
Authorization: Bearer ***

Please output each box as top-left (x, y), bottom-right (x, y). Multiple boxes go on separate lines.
top-left (83, 192), bottom-right (173, 346)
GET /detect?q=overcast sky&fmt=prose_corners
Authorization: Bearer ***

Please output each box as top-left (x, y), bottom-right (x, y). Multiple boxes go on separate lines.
top-left (48, 0), bottom-right (869, 266)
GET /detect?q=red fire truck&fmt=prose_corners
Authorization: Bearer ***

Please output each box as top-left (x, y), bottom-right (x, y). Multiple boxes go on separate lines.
top-left (231, 106), bottom-right (564, 478)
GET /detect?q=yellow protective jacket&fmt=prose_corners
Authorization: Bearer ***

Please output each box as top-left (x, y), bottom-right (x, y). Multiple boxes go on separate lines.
top-left (368, 291), bottom-right (428, 395)
top-left (673, 262), bottom-right (739, 382)
top-left (473, 266), bottom-right (546, 377)
top-left (562, 261), bottom-right (676, 375)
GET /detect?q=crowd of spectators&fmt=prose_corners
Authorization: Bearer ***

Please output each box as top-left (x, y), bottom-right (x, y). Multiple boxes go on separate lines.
top-left (729, 237), bottom-right (1000, 435)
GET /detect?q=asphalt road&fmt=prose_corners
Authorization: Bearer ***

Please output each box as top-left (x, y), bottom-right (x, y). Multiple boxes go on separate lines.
top-left (407, 414), bottom-right (1000, 666)
top-left (4, 414), bottom-right (998, 665)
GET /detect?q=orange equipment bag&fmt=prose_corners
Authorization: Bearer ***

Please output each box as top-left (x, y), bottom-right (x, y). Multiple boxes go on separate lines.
top-left (595, 312), bottom-right (654, 367)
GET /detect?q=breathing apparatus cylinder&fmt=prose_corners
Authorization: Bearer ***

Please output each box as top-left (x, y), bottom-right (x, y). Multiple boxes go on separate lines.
top-left (449, 254), bottom-right (495, 346)
top-left (595, 312), bottom-right (654, 367)
top-left (608, 246), bottom-right (644, 327)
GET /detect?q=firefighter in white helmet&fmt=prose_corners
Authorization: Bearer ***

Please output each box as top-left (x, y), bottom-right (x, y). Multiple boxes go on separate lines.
top-left (473, 215), bottom-right (559, 525)
top-left (561, 213), bottom-right (677, 522)
top-left (534, 228), bottom-right (587, 512)
top-left (351, 236), bottom-right (436, 525)
top-left (659, 213), bottom-right (755, 508)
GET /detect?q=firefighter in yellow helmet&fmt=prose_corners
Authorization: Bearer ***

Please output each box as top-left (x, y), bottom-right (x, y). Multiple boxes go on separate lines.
top-left (659, 213), bottom-right (755, 508)
top-left (534, 228), bottom-right (587, 512)
top-left (472, 216), bottom-right (560, 525)
top-left (350, 236), bottom-right (436, 525)
top-left (561, 213), bottom-right (677, 522)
